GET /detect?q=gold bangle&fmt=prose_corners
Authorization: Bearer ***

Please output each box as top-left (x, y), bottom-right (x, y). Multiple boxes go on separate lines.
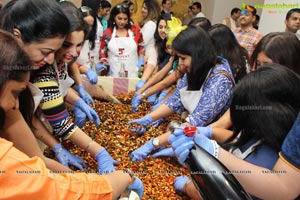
top-left (85, 140), bottom-right (94, 151)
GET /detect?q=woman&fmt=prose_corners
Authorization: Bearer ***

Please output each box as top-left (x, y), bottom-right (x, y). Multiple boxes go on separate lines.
top-left (207, 32), bottom-right (300, 142)
top-left (208, 24), bottom-right (248, 84)
top-left (132, 17), bottom-right (214, 113)
top-left (250, 32), bottom-right (300, 74)
top-left (135, 0), bottom-right (161, 90)
top-left (132, 16), bottom-right (183, 112)
top-left (170, 64), bottom-right (300, 200)
top-left (0, 29), bottom-right (143, 200)
top-left (0, 0), bottom-right (81, 172)
top-left (123, 0), bottom-right (136, 17)
top-left (29, 1), bottom-right (119, 174)
top-left (0, 0), bottom-right (117, 174)
top-left (99, 3), bottom-right (144, 77)
top-left (129, 26), bottom-right (234, 161)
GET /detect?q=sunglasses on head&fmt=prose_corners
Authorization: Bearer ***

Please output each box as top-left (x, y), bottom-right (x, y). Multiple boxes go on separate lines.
top-left (80, 6), bottom-right (92, 13)
top-left (116, 3), bottom-right (129, 9)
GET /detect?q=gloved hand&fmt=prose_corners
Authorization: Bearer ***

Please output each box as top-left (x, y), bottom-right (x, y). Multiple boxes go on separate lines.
top-left (147, 93), bottom-right (157, 105)
top-left (76, 85), bottom-right (94, 105)
top-left (75, 98), bottom-right (100, 126)
top-left (151, 118), bottom-right (165, 128)
top-left (73, 106), bottom-right (86, 127)
top-left (174, 175), bottom-right (191, 193)
top-left (95, 63), bottom-right (107, 72)
top-left (130, 141), bottom-right (157, 162)
top-left (127, 177), bottom-right (144, 199)
top-left (197, 126), bottom-right (213, 139)
top-left (128, 114), bottom-right (152, 135)
top-left (131, 92), bottom-right (143, 113)
top-left (137, 57), bottom-right (144, 70)
top-left (86, 68), bottom-right (98, 84)
top-left (135, 80), bottom-right (145, 91)
top-left (95, 148), bottom-right (120, 174)
top-left (52, 143), bottom-right (86, 170)
top-left (152, 147), bottom-right (174, 158)
top-left (154, 91), bottom-right (168, 105)
top-left (193, 132), bottom-right (219, 157)
top-left (168, 128), bottom-right (194, 166)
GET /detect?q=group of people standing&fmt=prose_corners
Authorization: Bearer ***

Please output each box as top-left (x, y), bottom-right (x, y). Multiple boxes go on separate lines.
top-left (0, 0), bottom-right (300, 199)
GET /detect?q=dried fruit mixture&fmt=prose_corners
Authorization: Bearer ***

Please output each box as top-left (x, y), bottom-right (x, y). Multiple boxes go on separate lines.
top-left (45, 92), bottom-right (190, 200)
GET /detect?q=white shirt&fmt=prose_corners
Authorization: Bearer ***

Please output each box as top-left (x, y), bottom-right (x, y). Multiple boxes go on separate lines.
top-left (141, 20), bottom-right (158, 67)
top-left (195, 12), bottom-right (205, 18)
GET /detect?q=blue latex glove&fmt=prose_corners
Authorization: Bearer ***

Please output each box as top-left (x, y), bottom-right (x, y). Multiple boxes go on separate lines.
top-left (197, 126), bottom-right (213, 139)
top-left (130, 141), bottom-right (157, 162)
top-left (73, 106), bottom-right (86, 127)
top-left (193, 132), bottom-right (219, 157)
top-left (86, 68), bottom-right (98, 84)
top-left (152, 147), bottom-right (174, 158)
top-left (174, 175), bottom-right (190, 193)
top-left (137, 57), bottom-right (144, 70)
top-left (128, 114), bottom-right (152, 135)
top-left (76, 85), bottom-right (94, 105)
top-left (154, 91), bottom-right (168, 105)
top-left (52, 143), bottom-right (86, 170)
top-left (131, 93), bottom-right (143, 113)
top-left (151, 118), bottom-right (165, 128)
top-left (95, 148), bottom-right (120, 174)
top-left (168, 128), bottom-right (194, 166)
top-left (147, 93), bottom-right (157, 105)
top-left (95, 63), bottom-right (107, 72)
top-left (127, 177), bottom-right (144, 199)
top-left (136, 80), bottom-right (145, 91)
top-left (75, 98), bottom-right (100, 126)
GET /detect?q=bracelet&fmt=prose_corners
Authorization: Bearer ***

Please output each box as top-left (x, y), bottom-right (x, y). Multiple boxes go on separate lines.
top-left (212, 141), bottom-right (220, 158)
top-left (85, 140), bottom-right (94, 151)
top-left (141, 92), bottom-right (147, 98)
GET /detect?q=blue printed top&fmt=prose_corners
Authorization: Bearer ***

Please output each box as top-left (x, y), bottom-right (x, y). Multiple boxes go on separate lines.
top-left (164, 57), bottom-right (234, 126)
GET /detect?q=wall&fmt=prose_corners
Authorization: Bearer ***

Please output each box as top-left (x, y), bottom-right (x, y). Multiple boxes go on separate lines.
top-left (259, 0), bottom-right (299, 34)
top-left (208, 0), bottom-right (265, 25)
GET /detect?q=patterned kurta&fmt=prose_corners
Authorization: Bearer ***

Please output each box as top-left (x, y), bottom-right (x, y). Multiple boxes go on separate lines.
top-left (164, 57), bottom-right (234, 126)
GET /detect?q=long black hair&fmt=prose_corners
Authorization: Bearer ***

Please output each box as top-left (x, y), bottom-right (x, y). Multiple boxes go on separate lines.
top-left (228, 64), bottom-right (300, 152)
top-left (208, 24), bottom-right (247, 83)
top-left (172, 26), bottom-right (217, 90)
top-left (81, 0), bottom-right (102, 50)
top-left (0, 30), bottom-right (33, 129)
top-left (154, 15), bottom-right (169, 66)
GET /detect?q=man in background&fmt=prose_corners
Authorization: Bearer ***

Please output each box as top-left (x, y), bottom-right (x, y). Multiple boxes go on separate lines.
top-left (222, 7), bottom-right (241, 30)
top-left (285, 8), bottom-right (300, 40)
top-left (192, 1), bottom-right (205, 18)
top-left (233, 4), bottom-right (262, 56)
top-left (161, 0), bottom-right (174, 16)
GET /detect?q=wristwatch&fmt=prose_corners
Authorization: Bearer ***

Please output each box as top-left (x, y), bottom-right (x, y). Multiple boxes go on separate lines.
top-left (152, 137), bottom-right (160, 148)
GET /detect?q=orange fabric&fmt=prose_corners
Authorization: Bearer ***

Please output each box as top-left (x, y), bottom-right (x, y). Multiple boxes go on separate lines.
top-left (0, 138), bottom-right (113, 200)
